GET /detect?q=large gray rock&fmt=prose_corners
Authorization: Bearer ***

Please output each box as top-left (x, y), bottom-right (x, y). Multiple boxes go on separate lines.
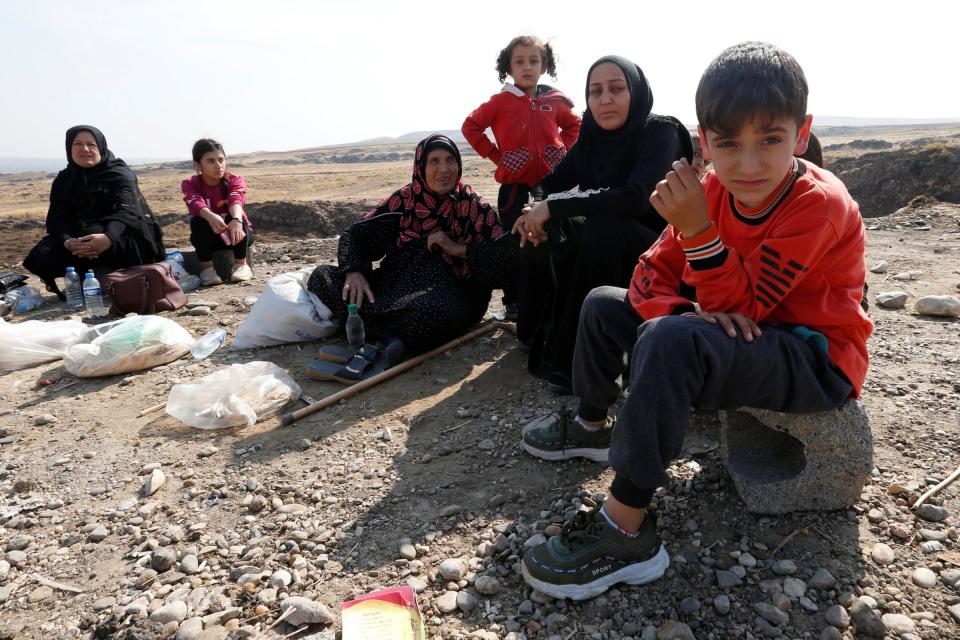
top-left (720, 401), bottom-right (872, 514)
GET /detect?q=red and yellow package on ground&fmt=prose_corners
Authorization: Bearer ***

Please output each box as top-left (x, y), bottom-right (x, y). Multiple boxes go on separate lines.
top-left (342, 585), bottom-right (425, 640)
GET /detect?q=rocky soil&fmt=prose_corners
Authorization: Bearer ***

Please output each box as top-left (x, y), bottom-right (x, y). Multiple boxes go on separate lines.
top-left (0, 202), bottom-right (959, 640)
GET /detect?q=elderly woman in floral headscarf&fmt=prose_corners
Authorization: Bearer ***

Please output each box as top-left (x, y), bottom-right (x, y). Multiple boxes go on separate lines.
top-left (307, 134), bottom-right (517, 378)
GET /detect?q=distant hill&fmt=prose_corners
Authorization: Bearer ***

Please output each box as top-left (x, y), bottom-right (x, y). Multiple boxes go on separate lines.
top-left (354, 129), bottom-right (467, 145)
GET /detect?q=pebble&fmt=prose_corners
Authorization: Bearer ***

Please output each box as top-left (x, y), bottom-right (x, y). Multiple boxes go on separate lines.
top-left (34, 413), bottom-right (57, 425)
top-left (941, 568), bottom-right (960, 587)
top-left (438, 504), bottom-right (462, 517)
top-left (783, 577), bottom-right (807, 598)
top-left (916, 503), bottom-right (950, 522)
top-left (407, 577), bottom-right (428, 593)
top-left (186, 300), bottom-right (219, 309)
top-left (176, 618), bottom-right (203, 640)
top-left (92, 597), bottom-right (116, 611)
top-left (180, 554), bottom-right (199, 575)
top-left (398, 542), bottom-right (417, 560)
top-left (5, 549), bottom-right (27, 566)
top-left (949, 603), bottom-right (960, 624)
top-left (881, 613), bottom-right (916, 634)
top-left (151, 547), bottom-right (177, 572)
top-left (28, 585), bottom-right (54, 603)
top-left (824, 605), bottom-right (849, 630)
top-left (88, 525), bottom-right (109, 542)
top-left (678, 596), bottom-right (701, 614)
top-left (772, 559), bottom-right (797, 575)
top-left (799, 596), bottom-right (818, 613)
top-left (197, 445), bottom-right (219, 458)
top-left (477, 438), bottom-right (495, 450)
top-left (279, 596), bottom-right (335, 626)
top-left (870, 260), bottom-right (889, 273)
top-left (713, 594), bottom-right (730, 615)
top-left (188, 306), bottom-right (212, 316)
top-left (807, 568), bottom-right (836, 590)
top-left (919, 528), bottom-right (949, 541)
top-left (271, 569), bottom-right (292, 588)
top-left (820, 628), bottom-right (843, 640)
top-left (850, 599), bottom-right (886, 637)
top-left (754, 602), bottom-right (789, 626)
top-left (738, 552), bottom-right (757, 568)
top-left (655, 620), bottom-right (696, 640)
top-left (143, 468), bottom-right (166, 496)
top-left (871, 542), bottom-right (895, 565)
top-left (456, 591), bottom-right (478, 612)
top-left (716, 569), bottom-right (741, 588)
top-left (911, 567), bottom-right (937, 588)
top-left (474, 575), bottom-right (500, 595)
top-left (150, 601), bottom-right (188, 624)
top-left (876, 291), bottom-right (908, 309)
top-left (439, 558), bottom-right (466, 581)
top-left (242, 296), bottom-right (258, 306)
top-left (914, 294), bottom-right (960, 317)
top-left (435, 591), bottom-right (458, 613)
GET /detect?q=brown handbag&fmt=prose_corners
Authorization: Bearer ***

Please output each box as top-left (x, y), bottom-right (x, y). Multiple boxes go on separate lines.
top-left (102, 263), bottom-right (187, 315)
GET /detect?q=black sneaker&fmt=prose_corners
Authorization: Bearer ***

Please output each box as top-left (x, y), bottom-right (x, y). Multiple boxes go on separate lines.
top-left (521, 504), bottom-right (668, 601)
top-left (521, 409), bottom-right (612, 463)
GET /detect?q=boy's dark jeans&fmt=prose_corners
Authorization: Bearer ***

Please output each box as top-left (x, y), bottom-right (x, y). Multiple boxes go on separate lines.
top-left (189, 216), bottom-right (252, 262)
top-left (572, 286), bottom-right (853, 508)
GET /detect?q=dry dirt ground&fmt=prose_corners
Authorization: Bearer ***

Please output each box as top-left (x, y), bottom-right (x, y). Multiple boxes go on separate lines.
top-left (0, 132), bottom-right (959, 640)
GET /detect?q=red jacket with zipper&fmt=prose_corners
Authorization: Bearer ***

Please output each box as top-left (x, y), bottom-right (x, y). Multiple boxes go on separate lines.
top-left (462, 84), bottom-right (581, 188)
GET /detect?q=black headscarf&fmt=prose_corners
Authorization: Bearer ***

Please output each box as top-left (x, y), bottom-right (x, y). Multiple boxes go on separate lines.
top-left (576, 55), bottom-right (656, 189)
top-left (47, 125), bottom-right (164, 261)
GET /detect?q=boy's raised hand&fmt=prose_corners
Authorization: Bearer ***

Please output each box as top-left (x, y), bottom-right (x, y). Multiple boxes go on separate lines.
top-left (650, 158), bottom-right (711, 238)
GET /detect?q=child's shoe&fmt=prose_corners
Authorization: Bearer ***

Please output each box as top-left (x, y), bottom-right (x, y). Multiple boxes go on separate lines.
top-left (521, 504), bottom-right (668, 600)
top-left (231, 264), bottom-right (253, 282)
top-left (199, 267), bottom-right (222, 286)
top-left (521, 408), bottom-right (612, 462)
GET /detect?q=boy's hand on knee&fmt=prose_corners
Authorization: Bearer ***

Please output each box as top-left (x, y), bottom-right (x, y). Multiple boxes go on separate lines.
top-left (650, 158), bottom-right (711, 238)
top-left (695, 311), bottom-right (762, 342)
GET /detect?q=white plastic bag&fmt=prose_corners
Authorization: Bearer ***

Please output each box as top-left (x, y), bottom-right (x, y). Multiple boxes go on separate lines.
top-left (232, 268), bottom-right (338, 349)
top-left (165, 361), bottom-right (301, 429)
top-left (0, 317), bottom-right (87, 372)
top-left (64, 316), bottom-right (194, 377)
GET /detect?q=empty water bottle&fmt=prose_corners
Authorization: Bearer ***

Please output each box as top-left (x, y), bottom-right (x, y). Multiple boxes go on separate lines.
top-left (64, 267), bottom-right (83, 310)
top-left (191, 328), bottom-right (227, 359)
top-left (82, 271), bottom-right (108, 319)
top-left (178, 274), bottom-right (201, 293)
top-left (345, 303), bottom-right (365, 350)
top-left (4, 286), bottom-right (42, 314)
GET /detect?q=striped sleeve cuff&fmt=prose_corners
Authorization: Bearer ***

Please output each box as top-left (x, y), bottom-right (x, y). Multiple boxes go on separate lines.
top-left (678, 223), bottom-right (728, 271)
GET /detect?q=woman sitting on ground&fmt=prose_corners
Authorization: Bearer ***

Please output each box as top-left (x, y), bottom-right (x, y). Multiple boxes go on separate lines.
top-left (23, 125), bottom-right (166, 297)
top-left (513, 55), bottom-right (693, 393)
top-left (307, 134), bottom-right (517, 373)
top-left (181, 138), bottom-right (253, 285)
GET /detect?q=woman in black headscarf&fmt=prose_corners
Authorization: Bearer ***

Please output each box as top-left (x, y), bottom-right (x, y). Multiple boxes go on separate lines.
top-left (307, 134), bottom-right (517, 364)
top-left (23, 125), bottom-right (166, 297)
top-left (513, 55), bottom-right (693, 392)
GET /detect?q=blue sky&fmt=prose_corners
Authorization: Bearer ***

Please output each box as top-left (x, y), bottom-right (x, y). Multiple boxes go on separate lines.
top-left (2, 0), bottom-right (957, 160)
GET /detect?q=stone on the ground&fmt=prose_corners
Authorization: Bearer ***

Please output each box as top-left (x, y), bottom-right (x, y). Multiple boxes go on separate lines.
top-left (914, 294), bottom-right (960, 317)
top-left (870, 260), bottom-right (889, 274)
top-left (911, 567), bottom-right (937, 588)
top-left (456, 591), bottom-right (478, 612)
top-left (88, 525), bottom-right (109, 542)
top-left (753, 602), bottom-right (789, 626)
top-left (916, 503), bottom-right (950, 522)
top-left (142, 468), bottom-right (166, 496)
top-left (270, 569), bottom-right (292, 588)
top-left (850, 599), bottom-right (886, 637)
top-left (35, 413), bottom-right (57, 425)
top-left (176, 617), bottom-right (203, 640)
top-left (824, 604), bottom-right (849, 629)
top-left (150, 601), bottom-right (188, 624)
top-left (151, 547), bottom-right (177, 572)
top-left (439, 558), bottom-right (466, 581)
top-left (876, 291), bottom-right (909, 309)
top-left (719, 401), bottom-right (872, 513)
top-left (27, 585), bottom-right (53, 603)
top-left (772, 559), bottom-right (797, 575)
top-left (656, 620), bottom-right (696, 640)
top-left (279, 596), bottom-right (335, 626)
top-left (808, 568), bottom-right (836, 590)
top-left (881, 613), bottom-right (916, 634)
top-left (474, 575), bottom-right (500, 595)
top-left (435, 591), bottom-right (458, 613)
top-left (713, 594), bottom-right (730, 615)
top-left (871, 543), bottom-right (895, 565)
top-left (783, 577), bottom-right (807, 598)
top-left (398, 542), bottom-right (417, 560)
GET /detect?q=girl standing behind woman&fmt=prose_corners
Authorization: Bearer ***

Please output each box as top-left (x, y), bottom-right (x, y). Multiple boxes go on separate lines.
top-left (181, 139), bottom-right (253, 285)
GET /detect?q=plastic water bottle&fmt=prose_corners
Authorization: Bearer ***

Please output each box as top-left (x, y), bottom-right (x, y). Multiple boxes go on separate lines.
top-left (191, 328), bottom-right (228, 359)
top-left (345, 303), bottom-right (365, 350)
top-left (64, 267), bottom-right (83, 310)
top-left (4, 286), bottom-right (42, 314)
top-left (178, 274), bottom-right (201, 293)
top-left (82, 271), bottom-right (108, 319)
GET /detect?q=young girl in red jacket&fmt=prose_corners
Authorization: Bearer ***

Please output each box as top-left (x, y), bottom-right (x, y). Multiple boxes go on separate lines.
top-left (462, 35), bottom-right (581, 229)
top-left (181, 139), bottom-right (253, 286)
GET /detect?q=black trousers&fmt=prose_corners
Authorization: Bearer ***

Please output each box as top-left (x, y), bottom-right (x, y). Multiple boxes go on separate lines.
top-left (24, 233), bottom-right (152, 292)
top-left (189, 216), bottom-right (252, 262)
top-left (517, 211), bottom-right (660, 377)
top-left (572, 286), bottom-right (853, 508)
top-left (496, 183), bottom-right (531, 306)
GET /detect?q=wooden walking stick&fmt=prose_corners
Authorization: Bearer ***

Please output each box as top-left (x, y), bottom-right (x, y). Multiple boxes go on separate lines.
top-left (281, 321), bottom-right (513, 425)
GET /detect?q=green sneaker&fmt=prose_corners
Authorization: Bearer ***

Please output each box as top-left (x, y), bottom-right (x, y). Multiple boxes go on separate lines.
top-left (521, 505), bottom-right (668, 601)
top-left (521, 409), bottom-right (612, 462)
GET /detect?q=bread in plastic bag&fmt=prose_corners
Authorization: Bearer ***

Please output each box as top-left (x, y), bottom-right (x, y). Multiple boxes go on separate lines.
top-left (0, 317), bottom-right (87, 373)
top-left (64, 315), bottom-right (193, 377)
top-left (232, 268), bottom-right (337, 349)
top-left (165, 361), bottom-right (301, 429)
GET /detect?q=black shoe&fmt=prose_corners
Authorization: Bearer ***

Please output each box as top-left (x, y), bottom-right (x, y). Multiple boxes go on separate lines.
top-left (546, 371), bottom-right (573, 396)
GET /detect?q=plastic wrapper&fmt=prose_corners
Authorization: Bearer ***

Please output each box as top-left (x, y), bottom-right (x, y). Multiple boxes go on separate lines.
top-left (0, 317), bottom-right (87, 372)
top-left (165, 361), bottom-right (301, 429)
top-left (64, 316), bottom-right (193, 377)
top-left (232, 268), bottom-right (337, 349)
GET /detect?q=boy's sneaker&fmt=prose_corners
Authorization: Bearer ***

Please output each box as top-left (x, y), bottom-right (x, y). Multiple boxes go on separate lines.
top-left (199, 267), bottom-right (222, 286)
top-left (521, 504), bottom-right (668, 601)
top-left (231, 264), bottom-right (253, 282)
top-left (521, 409), bottom-right (612, 463)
